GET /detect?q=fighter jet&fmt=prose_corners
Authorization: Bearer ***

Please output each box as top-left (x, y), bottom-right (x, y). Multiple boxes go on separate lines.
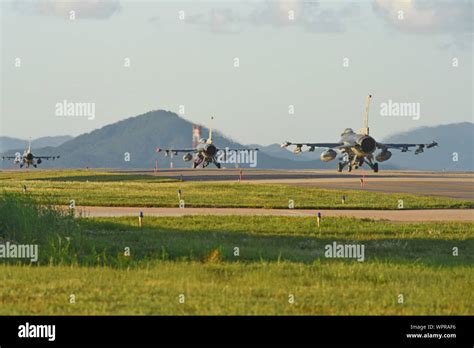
top-left (281, 95), bottom-right (438, 172)
top-left (1, 140), bottom-right (60, 168)
top-left (157, 117), bottom-right (258, 168)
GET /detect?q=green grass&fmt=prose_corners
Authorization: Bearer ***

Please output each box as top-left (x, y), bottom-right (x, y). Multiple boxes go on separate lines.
top-left (0, 170), bottom-right (471, 209)
top-left (1, 262), bottom-right (472, 315)
top-left (0, 193), bottom-right (472, 315)
top-left (80, 216), bottom-right (473, 266)
top-left (1, 192), bottom-right (472, 266)
top-left (0, 170), bottom-right (175, 182)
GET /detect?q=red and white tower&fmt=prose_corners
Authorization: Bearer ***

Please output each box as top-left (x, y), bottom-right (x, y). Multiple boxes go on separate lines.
top-left (192, 125), bottom-right (201, 148)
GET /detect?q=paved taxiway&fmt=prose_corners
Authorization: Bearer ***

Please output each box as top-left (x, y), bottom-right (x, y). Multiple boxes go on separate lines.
top-left (75, 206), bottom-right (473, 222)
top-left (116, 169), bottom-right (474, 200)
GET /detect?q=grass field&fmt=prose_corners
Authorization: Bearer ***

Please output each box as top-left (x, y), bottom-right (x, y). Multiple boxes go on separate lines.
top-left (0, 193), bottom-right (472, 315)
top-left (0, 170), bottom-right (471, 209)
top-left (2, 262), bottom-right (472, 315)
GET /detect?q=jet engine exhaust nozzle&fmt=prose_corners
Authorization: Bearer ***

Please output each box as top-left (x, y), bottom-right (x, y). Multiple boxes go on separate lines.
top-left (358, 136), bottom-right (376, 154)
top-left (205, 144), bottom-right (217, 156)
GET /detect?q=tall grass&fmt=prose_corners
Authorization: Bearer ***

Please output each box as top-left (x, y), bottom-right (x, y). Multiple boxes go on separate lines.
top-left (0, 192), bottom-right (99, 265)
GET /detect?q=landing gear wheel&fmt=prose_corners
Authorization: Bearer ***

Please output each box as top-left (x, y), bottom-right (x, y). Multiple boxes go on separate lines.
top-left (337, 162), bottom-right (343, 172)
top-left (373, 163), bottom-right (378, 173)
top-left (215, 162), bottom-right (221, 169)
top-left (347, 164), bottom-right (352, 172)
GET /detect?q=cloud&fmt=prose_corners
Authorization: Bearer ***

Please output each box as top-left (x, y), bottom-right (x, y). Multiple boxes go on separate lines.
top-left (186, 7), bottom-right (243, 34)
top-left (302, 2), bottom-right (360, 33)
top-left (249, 0), bottom-right (359, 33)
top-left (248, 0), bottom-right (303, 27)
top-left (185, 0), bottom-right (360, 34)
top-left (373, 0), bottom-right (472, 34)
top-left (11, 0), bottom-right (121, 19)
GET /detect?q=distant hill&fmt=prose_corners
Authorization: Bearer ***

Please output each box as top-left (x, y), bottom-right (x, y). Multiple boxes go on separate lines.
top-left (0, 112), bottom-right (471, 171)
top-left (0, 111), bottom-right (331, 169)
top-left (382, 122), bottom-right (473, 171)
top-left (0, 136), bottom-right (73, 152)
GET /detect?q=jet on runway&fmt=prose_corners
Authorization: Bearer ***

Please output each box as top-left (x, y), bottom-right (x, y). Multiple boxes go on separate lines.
top-left (158, 117), bottom-right (258, 169)
top-left (281, 95), bottom-right (438, 172)
top-left (1, 140), bottom-right (60, 168)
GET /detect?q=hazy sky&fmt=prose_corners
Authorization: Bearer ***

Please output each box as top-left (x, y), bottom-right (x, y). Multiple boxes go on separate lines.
top-left (1, 0), bottom-right (472, 145)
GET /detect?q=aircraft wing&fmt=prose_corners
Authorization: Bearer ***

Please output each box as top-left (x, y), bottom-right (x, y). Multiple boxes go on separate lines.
top-left (1, 156), bottom-right (18, 160)
top-left (158, 148), bottom-right (198, 156)
top-left (219, 148), bottom-right (259, 152)
top-left (34, 155), bottom-right (60, 160)
top-left (281, 141), bottom-right (344, 152)
top-left (377, 141), bottom-right (438, 154)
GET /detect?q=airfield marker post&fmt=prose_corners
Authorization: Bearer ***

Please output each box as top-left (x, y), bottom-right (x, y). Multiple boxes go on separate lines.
top-left (360, 176), bottom-right (365, 188)
top-left (342, 195), bottom-right (346, 204)
top-left (317, 212), bottom-right (321, 229)
top-left (239, 169), bottom-right (243, 182)
top-left (139, 211), bottom-right (143, 228)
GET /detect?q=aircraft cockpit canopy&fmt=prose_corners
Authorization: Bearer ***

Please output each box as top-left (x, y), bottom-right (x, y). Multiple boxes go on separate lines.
top-left (341, 128), bottom-right (354, 136)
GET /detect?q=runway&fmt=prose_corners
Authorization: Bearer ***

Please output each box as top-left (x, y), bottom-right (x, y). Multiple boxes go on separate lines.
top-left (75, 206), bottom-right (474, 222)
top-left (115, 169), bottom-right (474, 200)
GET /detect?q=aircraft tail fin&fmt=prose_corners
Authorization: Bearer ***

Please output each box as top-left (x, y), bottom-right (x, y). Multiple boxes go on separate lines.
top-left (360, 94), bottom-right (372, 135)
top-left (207, 116), bottom-right (214, 144)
